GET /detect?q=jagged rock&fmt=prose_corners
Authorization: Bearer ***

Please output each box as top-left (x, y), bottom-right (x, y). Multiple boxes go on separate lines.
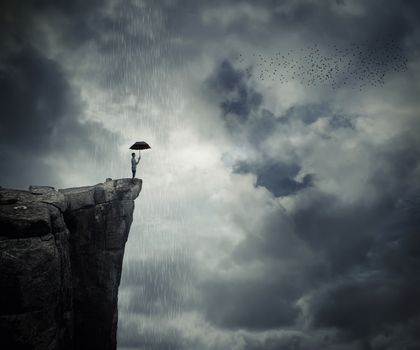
top-left (29, 185), bottom-right (56, 194)
top-left (0, 178), bottom-right (142, 350)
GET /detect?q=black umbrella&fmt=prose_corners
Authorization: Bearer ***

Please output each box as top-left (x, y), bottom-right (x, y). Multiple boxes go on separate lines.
top-left (130, 141), bottom-right (151, 150)
top-left (130, 141), bottom-right (151, 158)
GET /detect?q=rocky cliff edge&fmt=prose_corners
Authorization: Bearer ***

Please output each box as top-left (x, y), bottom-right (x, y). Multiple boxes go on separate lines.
top-left (0, 178), bottom-right (142, 350)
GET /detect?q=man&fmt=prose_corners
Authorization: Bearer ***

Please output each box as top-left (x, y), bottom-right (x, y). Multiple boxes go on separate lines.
top-left (131, 152), bottom-right (141, 180)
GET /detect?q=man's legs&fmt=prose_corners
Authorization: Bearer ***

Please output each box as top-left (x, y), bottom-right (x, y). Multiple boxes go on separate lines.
top-left (132, 169), bottom-right (136, 179)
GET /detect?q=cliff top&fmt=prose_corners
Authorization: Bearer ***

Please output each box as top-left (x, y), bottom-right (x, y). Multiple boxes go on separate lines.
top-left (0, 178), bottom-right (142, 239)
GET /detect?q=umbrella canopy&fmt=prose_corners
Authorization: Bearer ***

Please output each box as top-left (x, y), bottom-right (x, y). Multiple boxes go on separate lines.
top-left (130, 141), bottom-right (151, 150)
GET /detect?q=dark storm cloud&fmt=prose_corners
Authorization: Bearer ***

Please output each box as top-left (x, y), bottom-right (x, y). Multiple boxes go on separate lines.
top-left (1, 0), bottom-right (173, 102)
top-left (291, 194), bottom-right (383, 274)
top-left (0, 0), bottom-right (104, 54)
top-left (198, 210), bottom-right (323, 332)
top-left (269, 0), bottom-right (414, 46)
top-left (284, 104), bottom-right (328, 125)
top-left (222, 142), bottom-right (420, 347)
top-left (0, 45), bottom-right (80, 154)
top-left (197, 149), bottom-right (420, 346)
top-left (0, 44), bottom-right (116, 188)
top-left (207, 60), bottom-right (322, 197)
top-left (157, 0), bottom-right (419, 65)
top-left (198, 2), bottom-right (420, 347)
top-left (0, 2), bottom-right (119, 188)
top-left (281, 104), bottom-right (354, 128)
top-left (307, 205), bottom-right (420, 347)
top-left (303, 137), bottom-right (420, 345)
top-left (207, 60), bottom-right (262, 126)
top-left (309, 274), bottom-right (420, 340)
top-left (242, 333), bottom-right (305, 350)
top-left (369, 134), bottom-right (420, 199)
top-left (235, 161), bottom-right (314, 197)
top-left (201, 276), bottom-right (300, 330)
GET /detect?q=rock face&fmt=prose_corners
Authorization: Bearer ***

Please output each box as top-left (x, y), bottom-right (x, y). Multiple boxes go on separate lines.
top-left (0, 178), bottom-right (142, 350)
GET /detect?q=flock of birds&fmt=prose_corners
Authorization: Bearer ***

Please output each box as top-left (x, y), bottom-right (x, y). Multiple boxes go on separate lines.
top-left (234, 39), bottom-right (408, 90)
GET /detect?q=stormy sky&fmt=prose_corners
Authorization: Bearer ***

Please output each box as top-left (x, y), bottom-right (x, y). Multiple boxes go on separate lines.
top-left (1, 1), bottom-right (420, 349)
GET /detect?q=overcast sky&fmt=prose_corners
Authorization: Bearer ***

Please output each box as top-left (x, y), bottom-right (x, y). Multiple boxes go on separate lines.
top-left (1, 1), bottom-right (420, 349)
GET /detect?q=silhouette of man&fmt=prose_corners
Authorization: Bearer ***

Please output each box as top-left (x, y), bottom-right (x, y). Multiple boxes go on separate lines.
top-left (131, 152), bottom-right (141, 180)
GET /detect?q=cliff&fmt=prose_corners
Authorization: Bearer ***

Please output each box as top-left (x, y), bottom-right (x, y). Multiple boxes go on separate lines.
top-left (0, 178), bottom-right (142, 350)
